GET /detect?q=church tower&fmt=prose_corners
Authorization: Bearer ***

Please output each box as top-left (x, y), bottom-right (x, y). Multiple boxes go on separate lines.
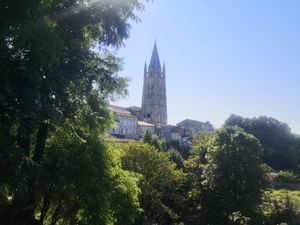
top-left (141, 41), bottom-right (167, 127)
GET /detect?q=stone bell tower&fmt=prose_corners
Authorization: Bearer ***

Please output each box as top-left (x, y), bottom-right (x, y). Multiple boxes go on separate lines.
top-left (141, 41), bottom-right (167, 127)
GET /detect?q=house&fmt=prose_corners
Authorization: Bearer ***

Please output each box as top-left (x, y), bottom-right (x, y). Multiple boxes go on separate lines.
top-left (138, 121), bottom-right (155, 136)
top-left (108, 105), bottom-right (155, 138)
top-left (109, 105), bottom-right (138, 138)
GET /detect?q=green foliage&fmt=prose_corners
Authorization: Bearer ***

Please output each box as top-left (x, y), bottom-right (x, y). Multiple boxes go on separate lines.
top-left (182, 127), bottom-right (266, 225)
top-left (275, 170), bottom-right (299, 184)
top-left (225, 115), bottom-right (300, 170)
top-left (142, 129), bottom-right (153, 143)
top-left (167, 147), bottom-right (184, 169)
top-left (190, 132), bottom-right (213, 164)
top-left (203, 127), bottom-right (266, 220)
top-left (36, 107), bottom-right (140, 225)
top-left (261, 163), bottom-right (273, 173)
top-left (121, 142), bottom-right (185, 225)
top-left (183, 132), bottom-right (212, 212)
top-left (167, 140), bottom-right (190, 159)
top-left (4, 1), bottom-right (300, 224)
top-left (142, 130), bottom-right (166, 151)
top-left (263, 189), bottom-right (300, 208)
top-left (228, 211), bottom-right (251, 225)
top-left (0, 0), bottom-right (148, 224)
top-left (262, 190), bottom-right (300, 225)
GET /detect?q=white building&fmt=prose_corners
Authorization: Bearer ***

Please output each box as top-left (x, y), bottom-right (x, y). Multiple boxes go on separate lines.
top-left (138, 121), bottom-right (155, 135)
top-left (109, 105), bottom-right (138, 138)
top-left (109, 105), bottom-right (155, 138)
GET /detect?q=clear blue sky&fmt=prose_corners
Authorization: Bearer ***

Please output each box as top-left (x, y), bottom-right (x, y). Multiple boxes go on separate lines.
top-left (112, 0), bottom-right (300, 134)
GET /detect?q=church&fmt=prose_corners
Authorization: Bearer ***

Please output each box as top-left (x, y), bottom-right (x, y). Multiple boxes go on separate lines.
top-left (109, 41), bottom-right (167, 138)
top-left (109, 42), bottom-right (214, 140)
top-left (141, 41), bottom-right (168, 128)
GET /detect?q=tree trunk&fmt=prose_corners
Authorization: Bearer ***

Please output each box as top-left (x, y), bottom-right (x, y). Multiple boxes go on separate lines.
top-left (33, 122), bottom-right (48, 163)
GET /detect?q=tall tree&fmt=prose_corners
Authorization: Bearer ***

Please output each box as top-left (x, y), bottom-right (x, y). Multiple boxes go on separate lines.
top-left (203, 127), bottom-right (266, 223)
top-left (0, 0), bottom-right (147, 224)
top-left (182, 132), bottom-right (213, 224)
top-left (121, 142), bottom-right (185, 225)
top-left (34, 105), bottom-right (141, 225)
top-left (225, 114), bottom-right (299, 170)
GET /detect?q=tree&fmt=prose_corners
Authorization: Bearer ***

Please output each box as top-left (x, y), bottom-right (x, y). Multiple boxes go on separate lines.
top-left (0, 0), bottom-right (147, 224)
top-left (225, 115), bottom-right (299, 170)
top-left (182, 133), bottom-right (212, 225)
top-left (263, 192), bottom-right (300, 225)
top-left (34, 106), bottom-right (140, 225)
top-left (142, 130), bottom-right (166, 151)
top-left (167, 140), bottom-right (191, 159)
top-left (168, 147), bottom-right (184, 169)
top-left (121, 142), bottom-right (185, 225)
top-left (203, 127), bottom-right (266, 222)
top-left (190, 132), bottom-right (213, 164)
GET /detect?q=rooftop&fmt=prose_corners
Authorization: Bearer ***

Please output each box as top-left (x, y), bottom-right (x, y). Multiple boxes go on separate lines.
top-left (109, 105), bottom-right (136, 118)
top-left (138, 120), bottom-right (155, 127)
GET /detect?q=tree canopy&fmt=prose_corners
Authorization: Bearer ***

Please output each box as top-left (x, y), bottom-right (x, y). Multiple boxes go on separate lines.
top-left (203, 127), bottom-right (266, 217)
top-left (225, 114), bottom-right (300, 170)
top-left (121, 142), bottom-right (185, 225)
top-left (0, 0), bottom-right (147, 224)
top-left (182, 127), bottom-right (266, 224)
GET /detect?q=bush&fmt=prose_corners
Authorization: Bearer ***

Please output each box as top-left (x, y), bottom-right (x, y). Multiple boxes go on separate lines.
top-left (275, 171), bottom-right (299, 184)
top-left (228, 211), bottom-right (251, 225)
top-left (267, 194), bottom-right (300, 225)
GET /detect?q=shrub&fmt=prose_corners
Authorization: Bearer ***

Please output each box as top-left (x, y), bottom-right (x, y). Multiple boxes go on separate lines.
top-left (275, 171), bottom-right (299, 184)
top-left (267, 194), bottom-right (300, 225)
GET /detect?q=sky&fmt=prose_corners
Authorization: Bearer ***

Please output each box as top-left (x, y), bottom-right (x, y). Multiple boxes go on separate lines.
top-left (112, 0), bottom-right (300, 134)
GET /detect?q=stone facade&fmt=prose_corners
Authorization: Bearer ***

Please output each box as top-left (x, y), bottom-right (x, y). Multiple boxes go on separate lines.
top-left (177, 119), bottom-right (214, 136)
top-left (158, 125), bottom-right (182, 143)
top-left (141, 42), bottom-right (167, 128)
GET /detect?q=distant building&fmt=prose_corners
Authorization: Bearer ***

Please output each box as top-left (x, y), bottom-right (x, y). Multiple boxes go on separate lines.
top-left (108, 105), bottom-right (155, 138)
top-left (158, 125), bottom-right (182, 143)
top-left (138, 121), bottom-right (155, 135)
top-left (109, 105), bottom-right (138, 138)
top-left (141, 41), bottom-right (167, 128)
top-left (127, 106), bottom-right (142, 118)
top-left (177, 119), bottom-right (214, 135)
top-left (108, 42), bottom-right (215, 143)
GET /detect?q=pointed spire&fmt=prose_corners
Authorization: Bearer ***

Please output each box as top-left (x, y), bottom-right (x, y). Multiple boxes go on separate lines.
top-left (163, 62), bottom-right (166, 75)
top-left (149, 40), bottom-right (161, 72)
top-left (144, 61), bottom-right (147, 76)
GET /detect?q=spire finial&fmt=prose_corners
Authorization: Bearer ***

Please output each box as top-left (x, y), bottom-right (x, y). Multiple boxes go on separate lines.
top-left (149, 40), bottom-right (161, 72)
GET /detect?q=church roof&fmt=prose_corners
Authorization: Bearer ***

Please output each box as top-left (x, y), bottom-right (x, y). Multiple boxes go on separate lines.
top-left (149, 41), bottom-right (161, 72)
